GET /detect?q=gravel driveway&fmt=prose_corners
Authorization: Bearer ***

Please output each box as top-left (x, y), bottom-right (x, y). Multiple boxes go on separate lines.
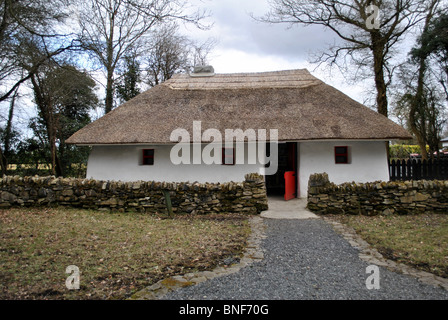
top-left (163, 218), bottom-right (448, 300)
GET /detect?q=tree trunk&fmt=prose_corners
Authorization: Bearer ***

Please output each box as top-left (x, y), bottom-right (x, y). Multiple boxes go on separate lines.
top-left (371, 32), bottom-right (388, 118)
top-left (105, 9), bottom-right (115, 114)
top-left (409, 55), bottom-right (429, 161)
top-left (2, 87), bottom-right (18, 172)
top-left (55, 152), bottom-right (63, 177)
top-left (105, 71), bottom-right (114, 114)
top-left (371, 34), bottom-right (390, 160)
top-left (55, 141), bottom-right (65, 177)
top-left (48, 122), bottom-right (57, 176)
top-left (0, 147), bottom-right (6, 177)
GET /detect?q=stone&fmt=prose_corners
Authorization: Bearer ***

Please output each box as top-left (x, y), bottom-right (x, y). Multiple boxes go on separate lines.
top-left (382, 208), bottom-right (395, 215)
top-left (400, 195), bottom-right (414, 204)
top-left (200, 271), bottom-right (216, 279)
top-left (62, 189), bottom-right (74, 197)
top-left (190, 276), bottom-right (207, 284)
top-left (414, 192), bottom-right (429, 202)
top-left (1, 191), bottom-right (17, 202)
top-left (38, 188), bottom-right (47, 197)
top-left (101, 197), bottom-right (118, 206)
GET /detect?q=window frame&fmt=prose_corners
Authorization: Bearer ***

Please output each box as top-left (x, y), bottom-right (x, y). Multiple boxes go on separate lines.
top-left (221, 147), bottom-right (235, 166)
top-left (142, 149), bottom-right (155, 166)
top-left (334, 146), bottom-right (349, 164)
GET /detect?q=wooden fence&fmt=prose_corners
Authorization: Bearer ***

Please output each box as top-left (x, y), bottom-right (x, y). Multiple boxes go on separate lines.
top-left (389, 158), bottom-right (448, 181)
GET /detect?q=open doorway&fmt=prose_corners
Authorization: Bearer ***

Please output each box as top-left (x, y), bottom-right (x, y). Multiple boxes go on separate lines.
top-left (265, 142), bottom-right (297, 200)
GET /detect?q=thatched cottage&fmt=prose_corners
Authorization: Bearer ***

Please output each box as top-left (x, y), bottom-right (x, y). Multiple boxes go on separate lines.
top-left (66, 68), bottom-right (411, 199)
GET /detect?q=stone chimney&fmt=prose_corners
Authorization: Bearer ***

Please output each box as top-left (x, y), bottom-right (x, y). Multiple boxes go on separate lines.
top-left (190, 65), bottom-right (215, 77)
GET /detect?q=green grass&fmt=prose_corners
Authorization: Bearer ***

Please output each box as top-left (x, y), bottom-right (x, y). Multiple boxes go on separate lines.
top-left (327, 213), bottom-right (448, 278)
top-left (0, 208), bottom-right (251, 300)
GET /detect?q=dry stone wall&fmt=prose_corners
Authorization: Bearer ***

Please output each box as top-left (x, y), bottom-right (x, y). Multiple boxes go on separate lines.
top-left (307, 173), bottom-right (448, 215)
top-left (0, 173), bottom-right (268, 215)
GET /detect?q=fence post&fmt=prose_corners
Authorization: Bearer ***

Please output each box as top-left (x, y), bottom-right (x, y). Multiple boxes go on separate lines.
top-left (402, 159), bottom-right (406, 180)
top-left (416, 159), bottom-right (422, 180)
top-left (422, 159), bottom-right (427, 180)
top-left (428, 159), bottom-right (433, 180)
top-left (397, 160), bottom-right (402, 180)
top-left (439, 159), bottom-right (448, 180)
top-left (401, 159), bottom-right (406, 180)
top-left (406, 159), bottom-right (411, 180)
top-left (162, 190), bottom-right (174, 218)
top-left (390, 160), bottom-right (396, 181)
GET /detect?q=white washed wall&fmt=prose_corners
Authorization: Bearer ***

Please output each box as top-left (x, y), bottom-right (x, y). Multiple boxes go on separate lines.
top-left (298, 141), bottom-right (390, 198)
top-left (87, 141), bottom-right (390, 199)
top-left (86, 144), bottom-right (266, 184)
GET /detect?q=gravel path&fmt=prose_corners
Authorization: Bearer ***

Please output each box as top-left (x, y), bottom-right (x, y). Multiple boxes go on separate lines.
top-left (163, 218), bottom-right (448, 300)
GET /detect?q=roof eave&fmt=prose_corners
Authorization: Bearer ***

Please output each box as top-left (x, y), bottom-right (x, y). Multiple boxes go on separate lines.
top-left (67, 136), bottom-right (413, 146)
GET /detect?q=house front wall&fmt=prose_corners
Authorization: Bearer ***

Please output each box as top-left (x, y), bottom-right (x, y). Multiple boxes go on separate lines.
top-left (297, 141), bottom-right (390, 198)
top-left (86, 141), bottom-right (390, 199)
top-left (86, 144), bottom-right (266, 184)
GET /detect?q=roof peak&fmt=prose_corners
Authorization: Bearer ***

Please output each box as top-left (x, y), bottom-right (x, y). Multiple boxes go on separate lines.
top-left (165, 68), bottom-right (322, 91)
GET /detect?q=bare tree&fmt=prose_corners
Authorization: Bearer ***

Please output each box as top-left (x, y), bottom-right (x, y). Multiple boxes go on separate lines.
top-left (145, 24), bottom-right (190, 87)
top-left (0, 0), bottom-right (74, 103)
top-left (144, 23), bottom-right (216, 87)
top-left (258, 0), bottom-right (432, 118)
top-left (0, 0), bottom-right (77, 176)
top-left (189, 37), bottom-right (217, 69)
top-left (76, 0), bottom-right (208, 114)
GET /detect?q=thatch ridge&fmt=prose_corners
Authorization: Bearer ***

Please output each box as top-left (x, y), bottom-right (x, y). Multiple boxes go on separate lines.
top-left (164, 69), bottom-right (322, 90)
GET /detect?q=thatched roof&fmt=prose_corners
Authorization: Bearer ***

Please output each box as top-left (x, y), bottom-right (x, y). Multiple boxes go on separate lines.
top-left (66, 69), bottom-right (411, 145)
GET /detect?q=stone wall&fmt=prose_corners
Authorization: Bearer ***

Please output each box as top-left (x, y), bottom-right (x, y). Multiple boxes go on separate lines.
top-left (0, 173), bottom-right (268, 215)
top-left (307, 173), bottom-right (448, 215)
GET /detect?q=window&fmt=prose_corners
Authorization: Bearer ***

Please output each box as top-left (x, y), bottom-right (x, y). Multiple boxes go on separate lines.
top-left (222, 148), bottom-right (235, 165)
top-left (142, 149), bottom-right (154, 165)
top-left (335, 146), bottom-right (349, 164)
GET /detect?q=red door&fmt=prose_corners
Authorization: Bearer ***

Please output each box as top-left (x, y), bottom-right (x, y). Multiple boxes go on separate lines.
top-left (284, 142), bottom-right (297, 201)
top-left (284, 171), bottom-right (296, 201)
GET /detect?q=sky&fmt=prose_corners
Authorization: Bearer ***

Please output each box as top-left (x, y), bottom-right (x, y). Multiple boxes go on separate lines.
top-left (180, 0), bottom-right (376, 105)
top-left (2, 0), bottom-right (418, 136)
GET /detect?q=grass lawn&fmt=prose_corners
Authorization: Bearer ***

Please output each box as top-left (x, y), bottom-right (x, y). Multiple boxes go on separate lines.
top-left (326, 213), bottom-right (448, 279)
top-left (0, 207), bottom-right (251, 300)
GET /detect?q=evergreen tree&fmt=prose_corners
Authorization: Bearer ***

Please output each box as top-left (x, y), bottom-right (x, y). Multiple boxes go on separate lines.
top-left (116, 53), bottom-right (141, 103)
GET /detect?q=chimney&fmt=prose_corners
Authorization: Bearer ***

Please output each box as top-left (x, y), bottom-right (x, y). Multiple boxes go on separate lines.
top-left (190, 65), bottom-right (215, 77)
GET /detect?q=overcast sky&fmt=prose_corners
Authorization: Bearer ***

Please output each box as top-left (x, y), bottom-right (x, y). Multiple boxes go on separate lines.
top-left (187, 0), bottom-right (338, 69)
top-left (181, 0), bottom-right (385, 106)
top-left (4, 0), bottom-right (418, 134)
